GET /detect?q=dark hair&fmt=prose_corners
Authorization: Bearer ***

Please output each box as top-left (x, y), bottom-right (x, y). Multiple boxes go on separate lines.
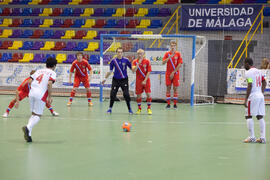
top-left (76, 52), bottom-right (83, 56)
top-left (245, 57), bottom-right (253, 66)
top-left (116, 47), bottom-right (123, 53)
top-left (46, 57), bottom-right (57, 68)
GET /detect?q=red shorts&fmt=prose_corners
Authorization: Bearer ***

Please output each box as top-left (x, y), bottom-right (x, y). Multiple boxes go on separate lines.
top-left (166, 72), bottom-right (180, 87)
top-left (19, 91), bottom-right (28, 101)
top-left (136, 79), bottom-right (151, 95)
top-left (73, 77), bottom-right (90, 88)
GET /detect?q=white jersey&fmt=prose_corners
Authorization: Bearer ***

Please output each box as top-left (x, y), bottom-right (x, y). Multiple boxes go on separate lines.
top-left (245, 67), bottom-right (264, 97)
top-left (29, 68), bottom-right (56, 102)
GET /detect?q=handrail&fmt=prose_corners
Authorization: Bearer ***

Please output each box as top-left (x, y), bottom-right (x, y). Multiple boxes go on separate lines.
top-left (227, 6), bottom-right (264, 69)
top-left (149, 6), bottom-right (181, 48)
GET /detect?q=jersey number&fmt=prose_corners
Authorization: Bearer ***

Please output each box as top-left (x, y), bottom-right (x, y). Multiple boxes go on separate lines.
top-left (256, 75), bottom-right (262, 87)
top-left (36, 74), bottom-right (44, 84)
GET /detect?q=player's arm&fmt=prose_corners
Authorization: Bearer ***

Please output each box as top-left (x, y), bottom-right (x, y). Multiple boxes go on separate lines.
top-left (162, 53), bottom-right (174, 65)
top-left (244, 78), bottom-right (252, 107)
top-left (262, 76), bottom-right (266, 93)
top-left (69, 63), bottom-right (75, 84)
top-left (102, 60), bottom-right (114, 85)
top-left (47, 80), bottom-right (53, 106)
top-left (132, 60), bottom-right (138, 73)
top-left (69, 71), bottom-right (73, 84)
top-left (142, 72), bottom-right (151, 85)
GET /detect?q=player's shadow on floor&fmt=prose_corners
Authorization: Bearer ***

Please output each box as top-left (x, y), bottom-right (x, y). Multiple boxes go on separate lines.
top-left (8, 139), bottom-right (66, 144)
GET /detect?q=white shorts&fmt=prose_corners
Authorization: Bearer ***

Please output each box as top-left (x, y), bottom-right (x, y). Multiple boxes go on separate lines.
top-left (29, 96), bottom-right (45, 115)
top-left (245, 96), bottom-right (265, 116)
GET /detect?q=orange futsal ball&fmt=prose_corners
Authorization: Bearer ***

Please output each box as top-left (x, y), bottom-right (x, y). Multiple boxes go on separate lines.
top-left (122, 122), bottom-right (131, 132)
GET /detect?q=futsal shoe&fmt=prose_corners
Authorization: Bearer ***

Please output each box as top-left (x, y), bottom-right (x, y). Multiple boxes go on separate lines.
top-left (2, 112), bottom-right (8, 118)
top-left (243, 137), bottom-right (256, 143)
top-left (173, 104), bottom-right (178, 109)
top-left (22, 126), bottom-right (32, 143)
top-left (67, 101), bottom-right (72, 106)
top-left (136, 109), bottom-right (141, 115)
top-left (88, 102), bottom-right (93, 106)
top-left (147, 108), bottom-right (152, 115)
top-left (166, 104), bottom-right (171, 109)
top-left (256, 138), bottom-right (266, 144)
top-left (129, 109), bottom-right (133, 115)
top-left (107, 108), bottom-right (112, 114)
top-left (52, 111), bottom-right (59, 116)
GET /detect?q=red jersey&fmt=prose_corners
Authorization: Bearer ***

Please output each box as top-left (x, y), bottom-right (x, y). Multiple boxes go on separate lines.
top-left (70, 59), bottom-right (92, 78)
top-left (17, 77), bottom-right (30, 94)
top-left (163, 51), bottom-right (183, 74)
top-left (132, 58), bottom-right (152, 81)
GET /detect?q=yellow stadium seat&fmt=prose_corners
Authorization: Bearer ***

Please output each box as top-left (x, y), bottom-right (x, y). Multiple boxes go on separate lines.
top-left (218, 0), bottom-right (232, 4)
top-left (108, 42), bottom-right (121, 52)
top-left (84, 42), bottom-right (99, 51)
top-left (61, 30), bottom-right (75, 39)
top-left (8, 41), bottom-right (23, 50)
top-left (112, 8), bottom-right (126, 17)
top-left (39, 19), bottom-right (53, 27)
top-left (56, 54), bottom-right (67, 63)
top-left (0, 0), bottom-right (12, 5)
top-left (154, 0), bottom-right (166, 4)
top-left (143, 31), bottom-right (153, 35)
top-left (0, 19), bottom-right (12, 27)
top-left (40, 41), bottom-right (55, 50)
top-left (29, 0), bottom-right (41, 5)
top-left (69, 0), bottom-right (82, 4)
top-left (39, 8), bottom-right (52, 16)
top-left (268, 0), bottom-right (270, 3)
top-left (81, 19), bottom-right (95, 28)
top-left (135, 8), bottom-right (148, 17)
top-left (81, 8), bottom-right (94, 16)
top-left (132, 0), bottom-right (145, 4)
top-left (136, 19), bottom-right (151, 28)
top-left (0, 29), bottom-right (12, 38)
top-left (20, 53), bottom-right (34, 63)
top-left (83, 30), bottom-right (97, 39)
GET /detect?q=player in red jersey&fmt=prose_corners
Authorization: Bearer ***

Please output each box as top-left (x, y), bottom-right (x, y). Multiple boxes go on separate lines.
top-left (132, 49), bottom-right (152, 115)
top-left (162, 40), bottom-right (183, 109)
top-left (2, 70), bottom-right (58, 118)
top-left (67, 52), bottom-right (93, 106)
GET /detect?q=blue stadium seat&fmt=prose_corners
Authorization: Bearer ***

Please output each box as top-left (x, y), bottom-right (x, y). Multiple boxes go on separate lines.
top-left (71, 19), bottom-right (85, 27)
top-left (22, 8), bottom-right (32, 16)
top-left (20, 41), bottom-right (33, 50)
top-left (104, 8), bottom-right (116, 16)
top-left (148, 19), bottom-right (162, 28)
top-left (0, 53), bottom-right (12, 62)
top-left (49, 0), bottom-right (62, 4)
top-left (89, 54), bottom-right (100, 64)
top-left (61, 8), bottom-right (73, 16)
top-left (74, 42), bottom-right (88, 51)
top-left (20, 19), bottom-right (33, 27)
top-left (146, 8), bottom-right (159, 17)
top-left (263, 7), bottom-right (270, 16)
top-left (143, 0), bottom-right (155, 4)
top-left (20, 30), bottom-right (33, 38)
top-left (104, 19), bottom-right (117, 28)
top-left (41, 30), bottom-right (54, 39)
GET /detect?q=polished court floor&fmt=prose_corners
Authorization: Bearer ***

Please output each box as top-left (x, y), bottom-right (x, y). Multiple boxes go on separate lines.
top-left (0, 95), bottom-right (269, 180)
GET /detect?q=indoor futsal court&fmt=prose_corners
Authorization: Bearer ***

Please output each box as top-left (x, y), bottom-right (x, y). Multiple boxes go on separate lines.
top-left (0, 95), bottom-right (269, 180)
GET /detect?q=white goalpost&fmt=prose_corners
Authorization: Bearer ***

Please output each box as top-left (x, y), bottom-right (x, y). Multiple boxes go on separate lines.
top-left (99, 34), bottom-right (213, 106)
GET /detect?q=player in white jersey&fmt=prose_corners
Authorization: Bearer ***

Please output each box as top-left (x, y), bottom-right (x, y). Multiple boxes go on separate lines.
top-left (22, 57), bottom-right (57, 143)
top-left (243, 58), bottom-right (267, 144)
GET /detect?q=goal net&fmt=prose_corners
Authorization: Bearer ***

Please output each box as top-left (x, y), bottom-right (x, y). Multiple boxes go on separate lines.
top-left (99, 34), bottom-right (213, 106)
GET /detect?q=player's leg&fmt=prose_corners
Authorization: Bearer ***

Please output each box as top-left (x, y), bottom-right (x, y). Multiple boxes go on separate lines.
top-left (145, 81), bottom-right (152, 114)
top-left (67, 77), bottom-right (80, 106)
top-left (172, 74), bottom-right (180, 109)
top-left (120, 78), bottom-right (132, 114)
top-left (45, 100), bottom-right (59, 116)
top-left (107, 78), bottom-right (120, 113)
top-left (146, 93), bottom-right (152, 115)
top-left (22, 96), bottom-right (45, 142)
top-left (83, 78), bottom-right (93, 106)
top-left (165, 73), bottom-right (172, 108)
top-left (256, 97), bottom-right (266, 143)
top-left (136, 93), bottom-right (142, 114)
top-left (244, 99), bottom-right (256, 143)
top-left (3, 92), bottom-right (26, 117)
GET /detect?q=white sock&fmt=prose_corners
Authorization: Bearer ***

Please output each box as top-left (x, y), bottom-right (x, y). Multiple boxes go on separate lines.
top-left (258, 118), bottom-right (266, 139)
top-left (246, 118), bottom-right (255, 138)
top-left (26, 115), bottom-right (40, 136)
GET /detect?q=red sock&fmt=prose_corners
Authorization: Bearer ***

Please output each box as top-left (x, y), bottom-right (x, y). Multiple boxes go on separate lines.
top-left (87, 91), bottom-right (91, 102)
top-left (69, 90), bottom-right (76, 102)
top-left (7, 99), bottom-right (16, 112)
top-left (173, 93), bottom-right (178, 105)
top-left (147, 97), bottom-right (152, 109)
top-left (45, 101), bottom-right (54, 113)
top-left (137, 97), bottom-right (142, 109)
top-left (166, 92), bottom-right (171, 105)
